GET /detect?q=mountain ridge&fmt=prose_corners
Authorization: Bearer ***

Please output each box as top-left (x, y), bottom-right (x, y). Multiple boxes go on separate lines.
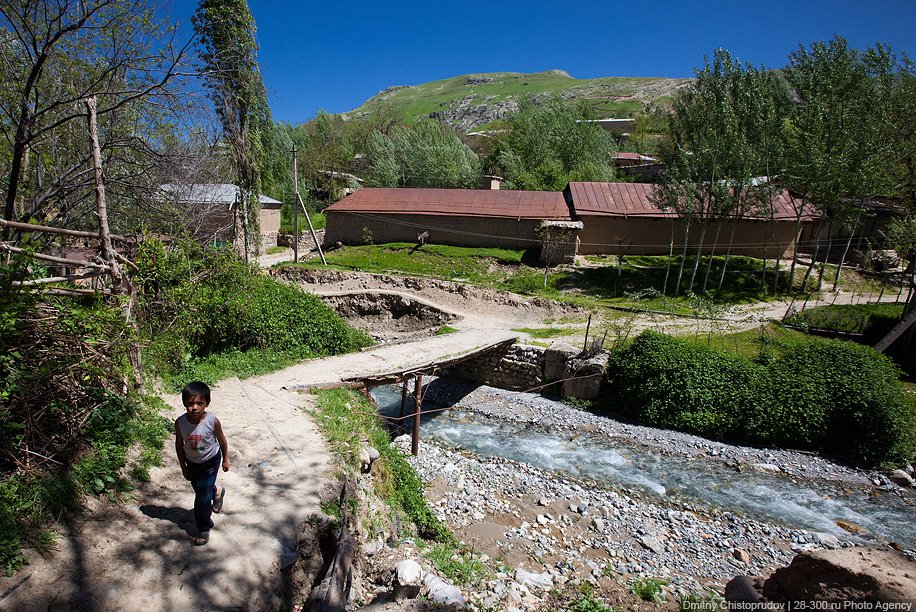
top-left (342, 69), bottom-right (692, 132)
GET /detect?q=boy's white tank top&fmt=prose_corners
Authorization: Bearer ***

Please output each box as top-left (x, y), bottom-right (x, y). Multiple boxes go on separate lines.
top-left (176, 413), bottom-right (219, 463)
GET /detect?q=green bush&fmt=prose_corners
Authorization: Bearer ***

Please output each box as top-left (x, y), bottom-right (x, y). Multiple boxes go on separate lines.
top-left (606, 331), bottom-right (916, 466)
top-left (769, 340), bottom-right (916, 465)
top-left (607, 331), bottom-right (762, 439)
top-left (137, 238), bottom-right (371, 381)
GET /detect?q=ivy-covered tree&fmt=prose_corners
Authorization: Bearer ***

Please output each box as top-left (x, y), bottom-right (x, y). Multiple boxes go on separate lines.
top-left (366, 120), bottom-right (481, 189)
top-left (491, 98), bottom-right (617, 191)
top-left (192, 0), bottom-right (272, 260)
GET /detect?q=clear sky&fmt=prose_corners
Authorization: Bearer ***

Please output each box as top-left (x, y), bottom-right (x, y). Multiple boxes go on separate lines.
top-left (166, 0), bottom-right (916, 125)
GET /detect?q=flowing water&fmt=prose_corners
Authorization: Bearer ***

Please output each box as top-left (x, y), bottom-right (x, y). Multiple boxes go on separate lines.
top-left (370, 383), bottom-right (916, 549)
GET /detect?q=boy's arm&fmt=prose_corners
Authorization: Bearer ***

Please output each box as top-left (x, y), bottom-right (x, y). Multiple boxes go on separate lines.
top-left (214, 417), bottom-right (230, 472)
top-left (174, 422), bottom-right (190, 480)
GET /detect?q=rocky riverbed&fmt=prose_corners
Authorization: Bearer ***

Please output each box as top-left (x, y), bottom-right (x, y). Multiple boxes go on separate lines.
top-left (377, 378), bottom-right (916, 608)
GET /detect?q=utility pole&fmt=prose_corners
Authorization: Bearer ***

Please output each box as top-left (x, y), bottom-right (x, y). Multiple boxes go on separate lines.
top-left (292, 145), bottom-right (299, 264)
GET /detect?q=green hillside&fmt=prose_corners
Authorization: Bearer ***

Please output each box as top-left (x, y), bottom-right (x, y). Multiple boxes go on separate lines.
top-left (343, 69), bottom-right (691, 132)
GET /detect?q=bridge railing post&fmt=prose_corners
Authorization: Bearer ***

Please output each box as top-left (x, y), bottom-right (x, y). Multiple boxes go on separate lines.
top-left (411, 375), bottom-right (423, 456)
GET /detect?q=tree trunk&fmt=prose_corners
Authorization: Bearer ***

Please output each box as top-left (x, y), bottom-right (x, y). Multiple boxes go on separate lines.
top-left (831, 203), bottom-right (865, 293)
top-left (702, 218), bottom-right (723, 294)
top-left (716, 214), bottom-right (740, 297)
top-left (662, 220), bottom-right (675, 296)
top-left (687, 222), bottom-right (707, 293)
top-left (674, 220), bottom-right (691, 296)
top-left (816, 216), bottom-right (834, 290)
top-left (84, 96), bottom-right (122, 288)
top-left (788, 213), bottom-right (804, 293)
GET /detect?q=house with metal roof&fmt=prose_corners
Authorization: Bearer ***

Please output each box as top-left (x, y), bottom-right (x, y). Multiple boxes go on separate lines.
top-left (159, 183), bottom-right (283, 248)
top-left (324, 187), bottom-right (573, 251)
top-left (565, 181), bottom-right (819, 260)
top-left (323, 182), bottom-right (819, 261)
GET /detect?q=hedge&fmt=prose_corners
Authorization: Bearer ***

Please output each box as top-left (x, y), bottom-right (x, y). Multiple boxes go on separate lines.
top-left (605, 331), bottom-right (916, 467)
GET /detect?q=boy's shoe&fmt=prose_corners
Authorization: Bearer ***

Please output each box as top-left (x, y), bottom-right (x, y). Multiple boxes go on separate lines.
top-left (212, 486), bottom-right (226, 513)
top-left (193, 531), bottom-right (209, 546)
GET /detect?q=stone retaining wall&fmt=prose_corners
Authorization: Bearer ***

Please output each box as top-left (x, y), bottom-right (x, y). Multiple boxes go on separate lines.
top-left (441, 344), bottom-right (545, 391)
top-left (442, 341), bottom-right (608, 400)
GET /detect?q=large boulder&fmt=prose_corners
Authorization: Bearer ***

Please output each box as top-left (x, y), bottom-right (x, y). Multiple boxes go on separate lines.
top-left (726, 548), bottom-right (916, 603)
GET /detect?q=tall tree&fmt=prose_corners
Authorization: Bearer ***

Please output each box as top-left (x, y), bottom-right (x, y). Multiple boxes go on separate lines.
top-left (0, 0), bottom-right (190, 240)
top-left (781, 36), bottom-right (897, 291)
top-left (366, 120), bottom-right (480, 189)
top-left (193, 0), bottom-right (271, 260)
top-left (492, 98), bottom-right (616, 191)
top-left (657, 49), bottom-right (782, 295)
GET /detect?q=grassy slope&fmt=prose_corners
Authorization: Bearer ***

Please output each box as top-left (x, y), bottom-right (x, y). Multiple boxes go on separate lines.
top-left (346, 70), bottom-right (690, 126)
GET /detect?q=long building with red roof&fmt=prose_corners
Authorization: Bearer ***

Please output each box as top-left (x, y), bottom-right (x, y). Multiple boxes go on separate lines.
top-left (324, 183), bottom-right (820, 259)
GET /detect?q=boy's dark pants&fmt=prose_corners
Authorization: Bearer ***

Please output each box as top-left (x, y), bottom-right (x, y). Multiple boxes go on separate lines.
top-left (186, 451), bottom-right (221, 533)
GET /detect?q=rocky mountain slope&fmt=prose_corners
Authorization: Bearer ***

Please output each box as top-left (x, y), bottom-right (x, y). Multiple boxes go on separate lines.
top-left (342, 69), bottom-right (692, 132)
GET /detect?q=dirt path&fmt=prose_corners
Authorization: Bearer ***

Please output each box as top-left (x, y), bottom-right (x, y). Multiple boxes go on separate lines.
top-left (0, 325), bottom-right (519, 611)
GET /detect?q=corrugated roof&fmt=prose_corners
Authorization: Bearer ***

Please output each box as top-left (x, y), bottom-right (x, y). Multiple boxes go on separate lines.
top-left (326, 188), bottom-right (570, 219)
top-left (567, 182), bottom-right (819, 221)
top-left (160, 183), bottom-right (282, 206)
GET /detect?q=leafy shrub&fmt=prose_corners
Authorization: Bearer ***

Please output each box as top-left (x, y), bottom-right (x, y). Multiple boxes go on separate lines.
top-left (137, 238), bottom-right (371, 381)
top-left (768, 340), bottom-right (916, 465)
top-left (607, 331), bottom-right (762, 439)
top-left (606, 331), bottom-right (916, 466)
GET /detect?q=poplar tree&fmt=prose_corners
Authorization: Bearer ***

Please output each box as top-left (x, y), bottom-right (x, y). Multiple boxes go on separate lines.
top-left (657, 49), bottom-right (781, 295)
top-left (781, 36), bottom-right (897, 291)
top-left (192, 0), bottom-right (271, 261)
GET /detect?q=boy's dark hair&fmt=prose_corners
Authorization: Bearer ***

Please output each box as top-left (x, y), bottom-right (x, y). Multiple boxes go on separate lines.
top-left (182, 381), bottom-right (211, 406)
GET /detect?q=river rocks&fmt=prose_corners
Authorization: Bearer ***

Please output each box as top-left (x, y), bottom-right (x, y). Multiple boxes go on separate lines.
top-left (424, 573), bottom-right (465, 607)
top-left (727, 548), bottom-right (916, 602)
top-left (393, 559), bottom-right (423, 600)
top-left (888, 469), bottom-right (915, 488)
top-left (388, 379), bottom-right (914, 608)
top-left (515, 568), bottom-right (553, 590)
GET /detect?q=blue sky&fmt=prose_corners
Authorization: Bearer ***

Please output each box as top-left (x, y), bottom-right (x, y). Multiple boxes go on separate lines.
top-left (167, 0), bottom-right (916, 125)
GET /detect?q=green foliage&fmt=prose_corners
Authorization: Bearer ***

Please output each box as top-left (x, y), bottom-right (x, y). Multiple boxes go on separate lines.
top-left (137, 238), bottom-right (371, 383)
top-left (630, 577), bottom-right (668, 602)
top-left (492, 98), bottom-right (617, 190)
top-left (193, 0), bottom-right (272, 238)
top-left (366, 121), bottom-right (482, 188)
top-left (313, 389), bottom-right (452, 542)
top-left (434, 325), bottom-right (458, 335)
top-left (784, 303), bottom-right (905, 338)
top-left (608, 331), bottom-right (762, 438)
top-left (419, 540), bottom-right (486, 586)
top-left (567, 583), bottom-right (613, 612)
top-left (607, 331), bottom-right (916, 466)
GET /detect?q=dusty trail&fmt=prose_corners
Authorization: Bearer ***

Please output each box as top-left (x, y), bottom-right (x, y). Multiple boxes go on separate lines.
top-left (0, 333), bottom-right (517, 611)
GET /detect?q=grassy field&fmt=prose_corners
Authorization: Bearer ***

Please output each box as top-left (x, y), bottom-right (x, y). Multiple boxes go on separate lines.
top-left (283, 243), bottom-right (881, 316)
top-left (346, 70), bottom-right (688, 126)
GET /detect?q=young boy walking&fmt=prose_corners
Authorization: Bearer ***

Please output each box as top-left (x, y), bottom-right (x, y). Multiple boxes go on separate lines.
top-left (175, 381), bottom-right (230, 546)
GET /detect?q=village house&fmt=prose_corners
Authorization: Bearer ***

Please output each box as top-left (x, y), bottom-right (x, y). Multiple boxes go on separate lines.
top-left (323, 187), bottom-right (572, 251)
top-left (159, 183), bottom-right (283, 249)
top-left (565, 181), bottom-right (818, 260)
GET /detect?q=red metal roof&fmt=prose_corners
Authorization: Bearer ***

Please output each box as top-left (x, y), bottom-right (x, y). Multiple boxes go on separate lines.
top-left (567, 182), bottom-right (819, 221)
top-left (326, 188), bottom-right (571, 219)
